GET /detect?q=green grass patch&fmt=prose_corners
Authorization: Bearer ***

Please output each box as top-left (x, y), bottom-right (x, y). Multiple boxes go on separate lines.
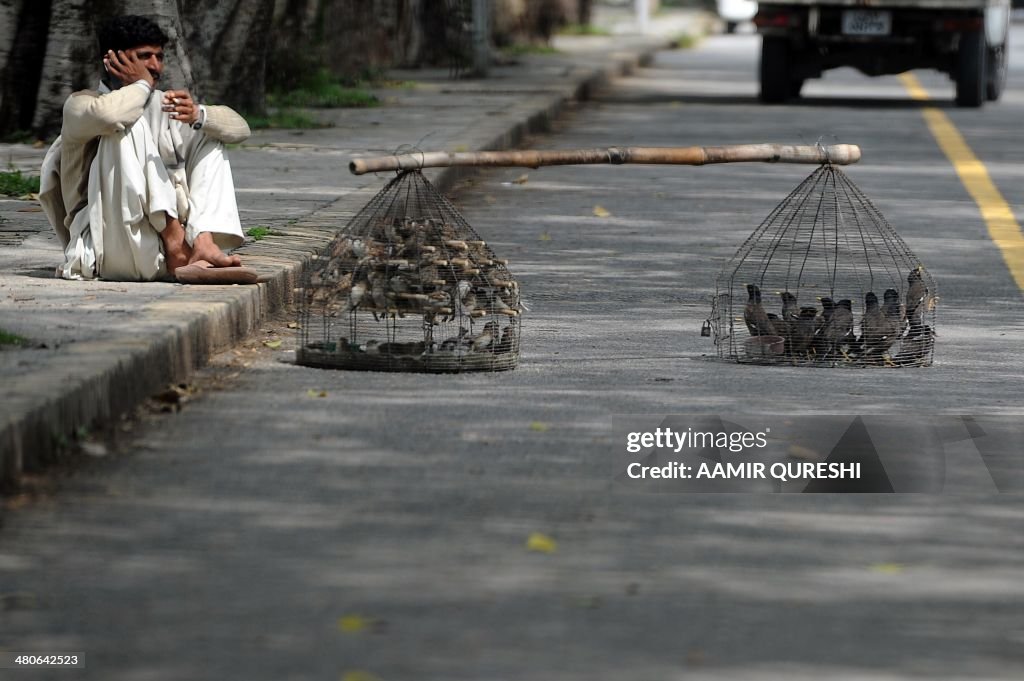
top-left (373, 79), bottom-right (417, 90)
top-left (268, 68), bottom-right (379, 109)
top-left (558, 24), bottom-right (611, 36)
top-left (503, 44), bottom-right (562, 56)
top-left (672, 33), bottom-right (701, 50)
top-left (0, 129), bottom-right (36, 144)
top-left (0, 168), bottom-right (41, 197)
top-left (246, 225), bottom-right (285, 241)
top-left (0, 328), bottom-right (28, 346)
top-left (245, 109), bottom-right (330, 130)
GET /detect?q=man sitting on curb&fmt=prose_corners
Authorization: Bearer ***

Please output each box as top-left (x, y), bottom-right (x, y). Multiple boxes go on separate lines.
top-left (40, 15), bottom-right (257, 284)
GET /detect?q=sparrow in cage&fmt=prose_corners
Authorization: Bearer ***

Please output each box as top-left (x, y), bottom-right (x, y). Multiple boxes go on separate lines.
top-left (439, 327), bottom-right (470, 351)
top-left (389, 274), bottom-right (411, 294)
top-left (905, 266), bottom-right (929, 326)
top-left (882, 288), bottom-right (904, 331)
top-left (814, 296), bottom-right (835, 333)
top-left (779, 291), bottom-right (799, 321)
top-left (368, 272), bottom-right (388, 318)
top-left (497, 325), bottom-right (516, 353)
top-left (350, 238), bottom-right (367, 259)
top-left (774, 291), bottom-right (799, 346)
top-left (471, 321), bottom-right (500, 352)
top-left (744, 284), bottom-right (777, 336)
top-left (815, 298), bottom-right (853, 358)
top-left (345, 280), bottom-right (367, 312)
top-left (858, 291), bottom-right (896, 360)
top-left (453, 280), bottom-right (478, 319)
top-left (790, 306), bottom-right (819, 357)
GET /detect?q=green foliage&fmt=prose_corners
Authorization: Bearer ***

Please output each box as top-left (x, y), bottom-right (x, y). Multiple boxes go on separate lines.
top-left (247, 226), bottom-right (272, 240)
top-left (672, 33), bottom-right (702, 49)
top-left (244, 109), bottom-right (330, 130)
top-left (0, 129), bottom-right (36, 144)
top-left (0, 328), bottom-right (28, 346)
top-left (0, 167), bottom-right (41, 197)
top-left (268, 68), bottom-right (378, 109)
top-left (558, 24), bottom-right (611, 36)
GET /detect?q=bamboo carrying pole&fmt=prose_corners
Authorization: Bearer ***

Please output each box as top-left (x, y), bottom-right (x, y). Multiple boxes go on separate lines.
top-left (349, 144), bottom-right (861, 175)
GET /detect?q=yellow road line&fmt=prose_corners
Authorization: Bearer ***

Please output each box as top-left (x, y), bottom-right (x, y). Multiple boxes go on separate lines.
top-left (898, 72), bottom-right (1024, 291)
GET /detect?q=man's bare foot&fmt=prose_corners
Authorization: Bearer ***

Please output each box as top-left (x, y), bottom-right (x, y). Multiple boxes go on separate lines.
top-left (189, 231), bottom-right (242, 268)
top-left (160, 217), bottom-right (192, 274)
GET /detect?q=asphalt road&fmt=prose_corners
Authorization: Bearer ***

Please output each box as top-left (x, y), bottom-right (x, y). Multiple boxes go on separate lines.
top-left (2, 29), bottom-right (1023, 680)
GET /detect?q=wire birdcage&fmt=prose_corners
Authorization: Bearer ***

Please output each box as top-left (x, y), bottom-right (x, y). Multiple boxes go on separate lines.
top-left (297, 169), bottom-right (521, 373)
top-left (709, 164), bottom-right (936, 367)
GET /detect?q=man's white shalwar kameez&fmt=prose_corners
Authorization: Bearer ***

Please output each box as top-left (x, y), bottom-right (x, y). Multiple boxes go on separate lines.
top-left (39, 80), bottom-right (251, 281)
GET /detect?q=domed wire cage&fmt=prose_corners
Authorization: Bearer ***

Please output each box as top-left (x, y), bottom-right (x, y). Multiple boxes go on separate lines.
top-left (708, 163), bottom-right (936, 367)
top-left (297, 169), bottom-right (522, 373)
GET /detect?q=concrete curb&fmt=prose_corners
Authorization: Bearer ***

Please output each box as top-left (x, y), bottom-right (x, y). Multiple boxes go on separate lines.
top-left (0, 40), bottom-right (670, 490)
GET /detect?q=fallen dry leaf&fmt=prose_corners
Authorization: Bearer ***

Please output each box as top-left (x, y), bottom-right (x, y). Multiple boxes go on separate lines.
top-left (592, 205), bottom-right (611, 218)
top-left (538, 232), bottom-right (552, 242)
top-left (869, 563), bottom-right (905, 574)
top-left (286, 322), bottom-right (300, 329)
top-left (307, 389), bottom-right (328, 398)
top-left (526, 532), bottom-right (557, 554)
top-left (263, 340), bottom-right (283, 349)
top-left (511, 173), bottom-right (529, 185)
top-left (341, 671), bottom-right (382, 681)
top-left (338, 614), bottom-right (368, 634)
top-left (529, 421), bottom-right (549, 432)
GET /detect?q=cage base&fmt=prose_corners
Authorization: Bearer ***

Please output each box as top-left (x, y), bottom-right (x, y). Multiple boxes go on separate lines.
top-left (297, 346), bottom-right (518, 373)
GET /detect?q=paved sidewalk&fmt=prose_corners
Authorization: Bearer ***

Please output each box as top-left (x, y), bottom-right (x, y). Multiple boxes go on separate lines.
top-left (0, 12), bottom-right (710, 486)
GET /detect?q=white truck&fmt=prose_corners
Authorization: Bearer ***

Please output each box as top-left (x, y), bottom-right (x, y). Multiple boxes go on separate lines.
top-left (753, 0), bottom-right (1010, 106)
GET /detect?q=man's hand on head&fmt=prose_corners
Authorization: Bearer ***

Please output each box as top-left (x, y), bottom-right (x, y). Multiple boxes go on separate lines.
top-left (162, 90), bottom-right (199, 126)
top-left (104, 49), bottom-right (156, 88)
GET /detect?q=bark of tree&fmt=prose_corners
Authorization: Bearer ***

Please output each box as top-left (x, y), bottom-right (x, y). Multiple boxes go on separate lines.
top-left (0, 0), bottom-right (51, 136)
top-left (180, 0), bottom-right (274, 112)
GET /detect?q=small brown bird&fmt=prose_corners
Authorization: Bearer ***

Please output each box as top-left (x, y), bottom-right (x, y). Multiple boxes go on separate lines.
top-left (858, 292), bottom-right (897, 361)
top-left (776, 291), bottom-right (799, 350)
top-left (744, 284), bottom-right (777, 337)
top-left (818, 298), bottom-right (854, 359)
top-left (471, 321), bottom-right (500, 352)
top-left (790, 306), bottom-right (819, 358)
top-left (905, 266), bottom-right (929, 326)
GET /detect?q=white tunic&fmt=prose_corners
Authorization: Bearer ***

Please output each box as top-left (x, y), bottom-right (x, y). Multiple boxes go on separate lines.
top-left (39, 80), bottom-right (250, 281)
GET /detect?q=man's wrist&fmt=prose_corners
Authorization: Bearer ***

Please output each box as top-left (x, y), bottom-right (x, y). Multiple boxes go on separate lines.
top-left (191, 105), bottom-right (207, 129)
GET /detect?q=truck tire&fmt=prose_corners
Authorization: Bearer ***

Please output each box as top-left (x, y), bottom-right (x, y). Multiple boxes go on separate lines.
top-left (955, 30), bottom-right (986, 108)
top-left (760, 37), bottom-right (790, 103)
top-left (986, 45), bottom-right (1007, 101)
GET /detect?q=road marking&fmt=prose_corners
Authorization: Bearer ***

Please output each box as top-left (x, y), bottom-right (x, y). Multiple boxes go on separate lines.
top-left (898, 72), bottom-right (1024, 291)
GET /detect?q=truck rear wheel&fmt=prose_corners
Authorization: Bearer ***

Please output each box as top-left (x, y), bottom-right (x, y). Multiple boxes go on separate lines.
top-left (760, 37), bottom-right (790, 103)
top-left (955, 30), bottom-right (986, 108)
top-left (986, 45), bottom-right (1007, 101)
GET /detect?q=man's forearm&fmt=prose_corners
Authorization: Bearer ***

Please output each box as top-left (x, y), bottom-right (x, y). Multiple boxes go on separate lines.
top-left (201, 105), bottom-right (251, 144)
top-left (62, 81), bottom-right (153, 143)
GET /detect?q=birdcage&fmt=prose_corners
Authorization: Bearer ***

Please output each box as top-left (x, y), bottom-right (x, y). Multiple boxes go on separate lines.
top-left (708, 163), bottom-right (936, 367)
top-left (297, 169), bottom-right (522, 373)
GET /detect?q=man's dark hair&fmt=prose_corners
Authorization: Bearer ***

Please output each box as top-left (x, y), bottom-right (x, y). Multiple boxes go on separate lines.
top-left (97, 15), bottom-right (168, 57)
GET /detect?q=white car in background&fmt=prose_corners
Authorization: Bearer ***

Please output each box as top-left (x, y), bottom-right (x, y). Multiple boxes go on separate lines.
top-left (717, 0), bottom-right (758, 32)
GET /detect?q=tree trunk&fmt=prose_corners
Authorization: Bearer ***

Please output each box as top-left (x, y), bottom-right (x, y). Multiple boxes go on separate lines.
top-left (28, 0), bottom-right (94, 136)
top-left (0, 0), bottom-right (50, 138)
top-left (180, 0), bottom-right (274, 112)
top-left (29, 0), bottom-right (195, 137)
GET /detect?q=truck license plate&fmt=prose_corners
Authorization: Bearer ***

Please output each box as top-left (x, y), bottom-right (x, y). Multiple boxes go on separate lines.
top-left (841, 10), bottom-right (892, 36)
